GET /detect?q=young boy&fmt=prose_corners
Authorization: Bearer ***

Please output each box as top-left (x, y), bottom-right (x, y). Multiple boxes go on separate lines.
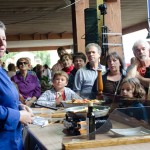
top-left (37, 71), bottom-right (82, 107)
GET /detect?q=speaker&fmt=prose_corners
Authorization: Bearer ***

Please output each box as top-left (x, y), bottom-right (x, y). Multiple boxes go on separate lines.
top-left (84, 8), bottom-right (99, 46)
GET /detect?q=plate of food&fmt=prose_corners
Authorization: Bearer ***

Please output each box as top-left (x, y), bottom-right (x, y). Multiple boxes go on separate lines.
top-left (61, 98), bottom-right (104, 108)
top-left (110, 126), bottom-right (150, 137)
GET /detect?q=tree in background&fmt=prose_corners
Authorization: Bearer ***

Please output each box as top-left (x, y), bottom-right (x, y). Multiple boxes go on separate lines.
top-left (2, 51), bottom-right (51, 68)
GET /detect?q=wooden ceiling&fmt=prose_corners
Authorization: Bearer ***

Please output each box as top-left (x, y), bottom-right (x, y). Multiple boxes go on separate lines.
top-left (0, 0), bottom-right (148, 50)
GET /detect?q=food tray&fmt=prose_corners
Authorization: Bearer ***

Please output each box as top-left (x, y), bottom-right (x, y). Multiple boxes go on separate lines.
top-left (61, 100), bottom-right (103, 108)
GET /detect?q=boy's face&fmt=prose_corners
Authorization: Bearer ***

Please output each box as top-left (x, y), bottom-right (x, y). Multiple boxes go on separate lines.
top-left (74, 58), bottom-right (85, 70)
top-left (53, 75), bottom-right (68, 90)
top-left (120, 83), bottom-right (134, 98)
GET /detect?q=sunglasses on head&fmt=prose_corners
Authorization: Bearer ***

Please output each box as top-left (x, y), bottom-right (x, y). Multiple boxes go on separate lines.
top-left (18, 62), bottom-right (28, 65)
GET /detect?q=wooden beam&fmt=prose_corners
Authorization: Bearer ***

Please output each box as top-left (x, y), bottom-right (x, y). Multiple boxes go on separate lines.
top-left (6, 33), bottom-right (73, 41)
top-left (7, 45), bottom-right (71, 52)
top-left (122, 21), bottom-right (148, 35)
top-left (105, 0), bottom-right (117, 2)
top-left (104, 0), bottom-right (124, 60)
top-left (71, 0), bottom-right (89, 53)
top-left (96, 0), bottom-right (104, 45)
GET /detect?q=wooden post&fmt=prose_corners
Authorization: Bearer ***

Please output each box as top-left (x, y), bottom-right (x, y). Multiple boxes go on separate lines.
top-left (71, 0), bottom-right (89, 53)
top-left (96, 0), bottom-right (104, 46)
top-left (96, 0), bottom-right (124, 63)
top-left (105, 0), bottom-right (124, 60)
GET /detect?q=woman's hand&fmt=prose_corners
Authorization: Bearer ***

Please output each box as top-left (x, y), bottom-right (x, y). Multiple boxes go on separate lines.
top-left (19, 110), bottom-right (34, 125)
top-left (19, 94), bottom-right (25, 104)
top-left (19, 104), bottom-right (34, 116)
top-left (25, 96), bottom-right (37, 107)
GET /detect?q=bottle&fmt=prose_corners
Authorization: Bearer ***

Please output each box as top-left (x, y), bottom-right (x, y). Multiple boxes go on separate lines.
top-left (86, 102), bottom-right (95, 140)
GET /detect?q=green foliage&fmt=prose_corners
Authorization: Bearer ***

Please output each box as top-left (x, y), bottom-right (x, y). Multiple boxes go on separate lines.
top-left (3, 51), bottom-right (51, 66)
top-left (32, 51), bottom-right (51, 66)
top-left (2, 52), bottom-right (17, 62)
top-left (40, 76), bottom-right (52, 92)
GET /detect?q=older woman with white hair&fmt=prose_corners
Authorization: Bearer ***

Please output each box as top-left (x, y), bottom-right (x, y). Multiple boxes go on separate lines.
top-left (11, 57), bottom-right (41, 106)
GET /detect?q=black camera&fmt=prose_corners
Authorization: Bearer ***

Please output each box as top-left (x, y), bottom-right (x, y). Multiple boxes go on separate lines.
top-left (99, 3), bottom-right (107, 15)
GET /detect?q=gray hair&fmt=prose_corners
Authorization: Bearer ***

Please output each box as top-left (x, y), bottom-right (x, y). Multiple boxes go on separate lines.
top-left (85, 43), bottom-right (102, 55)
top-left (0, 21), bottom-right (6, 30)
top-left (132, 40), bottom-right (150, 52)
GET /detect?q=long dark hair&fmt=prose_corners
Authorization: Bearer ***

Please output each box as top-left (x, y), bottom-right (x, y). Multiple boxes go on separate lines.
top-left (106, 51), bottom-right (125, 74)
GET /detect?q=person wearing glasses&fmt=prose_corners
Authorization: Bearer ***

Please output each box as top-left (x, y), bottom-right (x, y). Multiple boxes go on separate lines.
top-left (0, 21), bottom-right (33, 150)
top-left (11, 57), bottom-right (41, 107)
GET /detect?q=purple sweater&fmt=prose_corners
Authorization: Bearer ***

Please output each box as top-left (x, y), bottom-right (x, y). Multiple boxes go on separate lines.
top-left (11, 73), bottom-right (41, 99)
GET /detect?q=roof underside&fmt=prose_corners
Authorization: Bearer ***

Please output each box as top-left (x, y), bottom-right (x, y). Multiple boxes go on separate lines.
top-left (0, 0), bottom-right (148, 50)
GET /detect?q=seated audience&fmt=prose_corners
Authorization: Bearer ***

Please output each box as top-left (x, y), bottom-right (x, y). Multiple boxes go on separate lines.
top-left (11, 57), bottom-right (41, 107)
top-left (67, 52), bottom-right (86, 89)
top-left (61, 53), bottom-right (74, 75)
top-left (36, 71), bottom-right (82, 107)
top-left (73, 43), bottom-right (105, 99)
top-left (126, 40), bottom-right (150, 94)
top-left (119, 77), bottom-right (148, 121)
top-left (7, 63), bottom-right (16, 78)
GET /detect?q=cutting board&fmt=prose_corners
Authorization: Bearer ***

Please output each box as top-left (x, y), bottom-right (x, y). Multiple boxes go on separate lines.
top-left (33, 108), bottom-right (66, 118)
top-left (63, 135), bottom-right (150, 149)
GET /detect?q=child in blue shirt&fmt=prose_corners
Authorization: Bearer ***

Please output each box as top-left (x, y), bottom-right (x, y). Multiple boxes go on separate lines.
top-left (119, 77), bottom-right (148, 121)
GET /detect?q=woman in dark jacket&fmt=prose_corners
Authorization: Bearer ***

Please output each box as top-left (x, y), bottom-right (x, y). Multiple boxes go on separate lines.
top-left (93, 52), bottom-right (126, 101)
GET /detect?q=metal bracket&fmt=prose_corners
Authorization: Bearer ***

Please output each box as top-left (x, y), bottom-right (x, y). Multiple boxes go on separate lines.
top-left (102, 43), bottom-right (123, 46)
top-left (102, 33), bottom-right (122, 36)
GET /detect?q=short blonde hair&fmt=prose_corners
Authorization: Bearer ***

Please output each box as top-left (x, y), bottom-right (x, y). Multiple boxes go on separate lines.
top-left (53, 71), bottom-right (69, 81)
top-left (16, 57), bottom-right (29, 68)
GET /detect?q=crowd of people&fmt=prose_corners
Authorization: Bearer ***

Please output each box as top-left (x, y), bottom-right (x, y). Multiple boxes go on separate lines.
top-left (0, 20), bottom-right (150, 149)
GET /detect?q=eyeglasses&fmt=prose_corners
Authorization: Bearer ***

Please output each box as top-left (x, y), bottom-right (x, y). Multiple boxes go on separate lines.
top-left (18, 62), bottom-right (28, 66)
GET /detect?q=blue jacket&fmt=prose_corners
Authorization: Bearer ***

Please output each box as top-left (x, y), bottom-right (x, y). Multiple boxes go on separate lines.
top-left (0, 67), bottom-right (23, 150)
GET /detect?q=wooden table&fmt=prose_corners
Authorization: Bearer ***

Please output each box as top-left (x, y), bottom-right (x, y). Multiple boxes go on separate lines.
top-left (23, 108), bottom-right (150, 150)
